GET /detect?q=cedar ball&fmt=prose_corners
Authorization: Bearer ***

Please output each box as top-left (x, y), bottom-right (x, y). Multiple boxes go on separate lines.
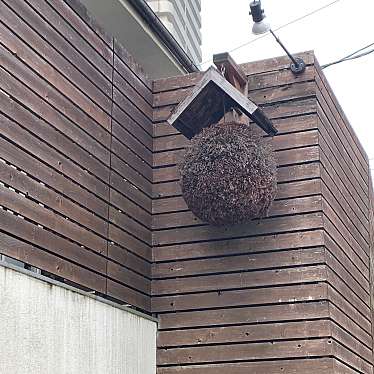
top-left (179, 122), bottom-right (277, 226)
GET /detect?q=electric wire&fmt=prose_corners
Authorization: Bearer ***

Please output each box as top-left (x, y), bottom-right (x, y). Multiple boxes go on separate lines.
top-left (199, 0), bottom-right (343, 67)
top-left (321, 43), bottom-right (374, 69)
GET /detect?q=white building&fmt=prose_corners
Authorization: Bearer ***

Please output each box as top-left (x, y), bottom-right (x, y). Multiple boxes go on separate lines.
top-left (79, 0), bottom-right (200, 78)
top-left (146, 0), bottom-right (202, 64)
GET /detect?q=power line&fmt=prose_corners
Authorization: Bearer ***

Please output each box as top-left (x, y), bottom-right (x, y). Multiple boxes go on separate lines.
top-left (199, 0), bottom-right (343, 67)
top-left (322, 43), bottom-right (374, 69)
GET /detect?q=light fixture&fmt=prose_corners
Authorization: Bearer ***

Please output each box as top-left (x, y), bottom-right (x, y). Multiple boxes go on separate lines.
top-left (249, 0), bottom-right (306, 75)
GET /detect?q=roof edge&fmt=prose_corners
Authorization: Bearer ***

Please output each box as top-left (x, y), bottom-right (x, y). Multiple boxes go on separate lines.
top-left (127, 0), bottom-right (199, 73)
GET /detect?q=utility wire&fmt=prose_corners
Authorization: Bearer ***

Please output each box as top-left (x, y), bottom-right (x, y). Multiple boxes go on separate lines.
top-left (322, 43), bottom-right (374, 69)
top-left (199, 0), bottom-right (343, 67)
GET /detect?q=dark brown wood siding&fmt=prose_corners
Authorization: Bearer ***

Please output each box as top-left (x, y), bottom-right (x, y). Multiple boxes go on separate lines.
top-left (1, 0), bottom-right (373, 371)
top-left (0, 0), bottom-right (152, 312)
top-left (316, 59), bottom-right (373, 373)
top-left (152, 52), bottom-right (373, 373)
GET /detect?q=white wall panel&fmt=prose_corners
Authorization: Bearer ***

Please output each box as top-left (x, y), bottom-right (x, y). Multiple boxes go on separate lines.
top-left (0, 264), bottom-right (157, 374)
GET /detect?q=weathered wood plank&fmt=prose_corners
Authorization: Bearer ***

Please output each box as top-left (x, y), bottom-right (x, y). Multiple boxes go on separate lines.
top-left (152, 264), bottom-right (326, 295)
top-left (157, 338), bottom-right (332, 366)
top-left (153, 230), bottom-right (324, 262)
top-left (157, 358), bottom-right (333, 374)
top-left (0, 50), bottom-right (111, 163)
top-left (45, 0), bottom-right (112, 64)
top-left (152, 248), bottom-right (325, 279)
top-left (152, 283), bottom-right (327, 313)
top-left (0, 232), bottom-right (106, 293)
top-left (0, 161), bottom-right (107, 237)
top-left (158, 320), bottom-right (330, 347)
top-left (0, 135), bottom-right (108, 218)
top-left (1, 0), bottom-right (112, 121)
top-left (158, 300), bottom-right (330, 329)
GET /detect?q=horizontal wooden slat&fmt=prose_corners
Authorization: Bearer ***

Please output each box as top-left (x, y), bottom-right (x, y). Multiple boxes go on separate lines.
top-left (0, 135), bottom-right (108, 218)
top-left (153, 230), bottom-right (324, 263)
top-left (24, 0), bottom-right (112, 78)
top-left (152, 283), bottom-right (328, 313)
top-left (247, 65), bottom-right (315, 90)
top-left (107, 278), bottom-right (150, 311)
top-left (108, 242), bottom-right (151, 278)
top-left (329, 303), bottom-right (372, 350)
top-left (0, 232), bottom-right (106, 293)
top-left (158, 338), bottom-right (332, 366)
top-left (158, 300), bottom-right (330, 330)
top-left (1, 0), bottom-right (112, 125)
top-left (153, 79), bottom-right (315, 109)
top-left (0, 185), bottom-right (106, 254)
top-left (113, 69), bottom-right (152, 119)
top-left (153, 114), bottom-right (318, 150)
top-left (0, 91), bottom-right (109, 183)
top-left (153, 212), bottom-right (323, 247)
top-left (158, 320), bottom-right (330, 348)
top-left (0, 51), bottom-right (110, 164)
top-left (152, 247), bottom-right (325, 279)
top-left (107, 261), bottom-right (150, 295)
top-left (153, 264), bottom-right (326, 295)
top-left (109, 224), bottom-right (151, 262)
top-left (240, 51), bottom-right (315, 76)
top-left (153, 196), bottom-right (322, 231)
top-left (153, 146), bottom-right (320, 183)
top-left (109, 207), bottom-right (151, 246)
top-left (157, 358), bottom-right (334, 374)
top-left (0, 160), bottom-right (107, 237)
top-left (112, 104), bottom-right (152, 151)
top-left (153, 130), bottom-right (319, 167)
top-left (113, 87), bottom-right (152, 137)
top-left (0, 113), bottom-right (109, 200)
top-left (45, 0), bottom-right (112, 63)
top-left (0, 208), bottom-right (107, 274)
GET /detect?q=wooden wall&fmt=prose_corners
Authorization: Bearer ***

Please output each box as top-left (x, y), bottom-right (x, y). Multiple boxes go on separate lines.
top-left (1, 1), bottom-right (373, 371)
top-left (0, 0), bottom-right (152, 312)
top-left (315, 59), bottom-right (373, 374)
top-left (152, 52), bottom-right (373, 373)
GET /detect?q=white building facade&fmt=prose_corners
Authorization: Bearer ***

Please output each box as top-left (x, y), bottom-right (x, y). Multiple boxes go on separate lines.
top-left (147, 0), bottom-right (202, 64)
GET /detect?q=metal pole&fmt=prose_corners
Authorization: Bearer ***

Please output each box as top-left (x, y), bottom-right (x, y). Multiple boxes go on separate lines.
top-left (269, 29), bottom-right (298, 66)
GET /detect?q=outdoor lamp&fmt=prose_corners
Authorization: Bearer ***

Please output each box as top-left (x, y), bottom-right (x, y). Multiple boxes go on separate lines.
top-left (249, 0), bottom-right (306, 74)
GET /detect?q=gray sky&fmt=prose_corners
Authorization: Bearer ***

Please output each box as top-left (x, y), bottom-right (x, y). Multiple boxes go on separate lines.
top-left (200, 0), bottom-right (374, 173)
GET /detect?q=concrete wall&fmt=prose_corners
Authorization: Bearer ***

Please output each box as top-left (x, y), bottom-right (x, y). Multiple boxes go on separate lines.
top-left (0, 263), bottom-right (157, 374)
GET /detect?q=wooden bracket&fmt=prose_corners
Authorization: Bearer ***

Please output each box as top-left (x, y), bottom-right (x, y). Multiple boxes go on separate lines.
top-left (213, 52), bottom-right (248, 96)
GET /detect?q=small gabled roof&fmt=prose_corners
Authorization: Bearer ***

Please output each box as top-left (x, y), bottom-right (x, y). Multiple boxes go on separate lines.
top-left (167, 66), bottom-right (278, 139)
